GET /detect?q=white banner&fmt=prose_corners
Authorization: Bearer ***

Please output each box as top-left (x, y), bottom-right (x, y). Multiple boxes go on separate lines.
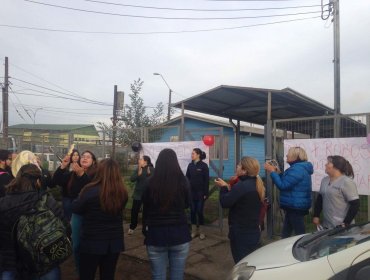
top-left (141, 141), bottom-right (209, 175)
top-left (284, 137), bottom-right (370, 195)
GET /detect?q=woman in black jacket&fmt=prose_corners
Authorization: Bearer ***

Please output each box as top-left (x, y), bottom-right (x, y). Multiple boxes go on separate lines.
top-left (53, 150), bottom-right (97, 277)
top-left (215, 156), bottom-right (265, 263)
top-left (72, 159), bottom-right (128, 280)
top-left (143, 148), bottom-right (191, 280)
top-left (0, 163), bottom-right (69, 280)
top-left (52, 149), bottom-right (81, 221)
top-left (128, 155), bottom-right (154, 235)
top-left (186, 148), bottom-right (209, 240)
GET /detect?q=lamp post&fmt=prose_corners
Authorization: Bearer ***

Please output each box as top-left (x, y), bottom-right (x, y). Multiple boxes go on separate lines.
top-left (26, 107), bottom-right (43, 124)
top-left (153, 73), bottom-right (172, 121)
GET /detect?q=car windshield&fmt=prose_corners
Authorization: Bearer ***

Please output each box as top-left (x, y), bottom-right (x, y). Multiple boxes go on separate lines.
top-left (293, 222), bottom-right (370, 262)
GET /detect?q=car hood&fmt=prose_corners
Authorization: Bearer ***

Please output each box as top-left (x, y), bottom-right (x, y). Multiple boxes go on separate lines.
top-left (238, 235), bottom-right (304, 270)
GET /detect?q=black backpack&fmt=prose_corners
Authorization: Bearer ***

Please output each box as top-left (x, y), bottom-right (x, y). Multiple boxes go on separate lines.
top-left (14, 193), bottom-right (72, 276)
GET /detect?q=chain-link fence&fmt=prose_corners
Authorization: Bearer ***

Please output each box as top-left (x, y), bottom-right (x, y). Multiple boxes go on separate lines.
top-left (271, 113), bottom-right (370, 235)
top-left (0, 126), bottom-right (181, 173)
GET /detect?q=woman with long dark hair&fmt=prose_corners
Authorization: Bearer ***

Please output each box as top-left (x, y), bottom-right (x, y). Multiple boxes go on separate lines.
top-left (313, 155), bottom-right (359, 229)
top-left (72, 158), bottom-right (128, 280)
top-left (53, 150), bottom-right (97, 277)
top-left (215, 156), bottom-right (265, 263)
top-left (143, 149), bottom-right (191, 280)
top-left (128, 155), bottom-right (154, 235)
top-left (52, 148), bottom-right (81, 221)
top-left (186, 148), bottom-right (209, 240)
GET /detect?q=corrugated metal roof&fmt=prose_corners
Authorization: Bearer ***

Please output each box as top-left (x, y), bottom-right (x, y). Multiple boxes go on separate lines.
top-left (173, 85), bottom-right (334, 125)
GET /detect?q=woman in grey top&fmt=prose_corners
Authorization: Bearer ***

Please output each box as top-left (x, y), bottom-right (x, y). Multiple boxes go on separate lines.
top-left (313, 155), bottom-right (360, 229)
top-left (128, 155), bottom-right (154, 235)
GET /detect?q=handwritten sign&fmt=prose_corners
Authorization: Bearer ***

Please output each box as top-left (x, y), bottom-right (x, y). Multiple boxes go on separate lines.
top-left (141, 141), bottom-right (209, 175)
top-left (284, 137), bottom-right (370, 195)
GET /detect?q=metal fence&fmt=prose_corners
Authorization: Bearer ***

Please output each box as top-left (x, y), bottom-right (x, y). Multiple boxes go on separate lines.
top-left (271, 113), bottom-right (370, 236)
top-left (0, 126), bottom-right (181, 172)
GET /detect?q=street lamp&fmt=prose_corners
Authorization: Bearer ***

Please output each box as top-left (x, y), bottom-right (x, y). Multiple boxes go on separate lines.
top-left (153, 72), bottom-right (172, 121)
top-left (26, 107), bottom-right (43, 124)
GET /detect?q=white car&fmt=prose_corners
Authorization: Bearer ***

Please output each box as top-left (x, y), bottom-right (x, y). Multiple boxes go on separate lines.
top-left (228, 222), bottom-right (370, 280)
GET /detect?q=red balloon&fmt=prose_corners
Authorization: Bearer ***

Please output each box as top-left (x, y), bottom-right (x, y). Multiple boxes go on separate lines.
top-left (203, 135), bottom-right (215, 146)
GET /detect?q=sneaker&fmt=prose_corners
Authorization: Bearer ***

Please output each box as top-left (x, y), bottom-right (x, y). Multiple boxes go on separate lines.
top-left (128, 229), bottom-right (134, 235)
top-left (199, 233), bottom-right (206, 240)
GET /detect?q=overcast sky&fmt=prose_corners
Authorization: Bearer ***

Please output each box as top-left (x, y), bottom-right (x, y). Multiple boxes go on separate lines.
top-left (1, 0), bottom-right (369, 127)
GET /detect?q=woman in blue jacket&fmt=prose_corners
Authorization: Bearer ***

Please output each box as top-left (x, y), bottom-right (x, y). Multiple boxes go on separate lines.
top-left (264, 147), bottom-right (313, 238)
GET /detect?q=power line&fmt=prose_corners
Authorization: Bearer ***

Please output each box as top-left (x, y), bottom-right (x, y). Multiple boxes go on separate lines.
top-left (10, 77), bottom-right (112, 106)
top-left (79, 0), bottom-right (321, 12)
top-left (11, 88), bottom-right (114, 106)
top-left (8, 86), bottom-right (33, 121)
top-left (18, 103), bottom-right (111, 111)
top-left (9, 61), bottom-right (100, 104)
top-left (9, 95), bottom-right (27, 121)
top-left (24, 0), bottom-right (321, 20)
top-left (38, 108), bottom-right (112, 116)
top-left (12, 102), bottom-right (112, 115)
top-left (0, 16), bottom-right (321, 35)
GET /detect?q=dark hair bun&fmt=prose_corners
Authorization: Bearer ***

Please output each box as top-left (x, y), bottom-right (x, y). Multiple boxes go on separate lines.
top-left (200, 151), bottom-right (206, 160)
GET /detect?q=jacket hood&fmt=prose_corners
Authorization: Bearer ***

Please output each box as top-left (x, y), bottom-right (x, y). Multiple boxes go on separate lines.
top-left (291, 161), bottom-right (314, 175)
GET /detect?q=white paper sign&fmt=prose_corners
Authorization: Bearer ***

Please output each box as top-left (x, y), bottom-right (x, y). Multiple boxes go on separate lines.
top-left (284, 138), bottom-right (370, 195)
top-left (141, 141), bottom-right (209, 175)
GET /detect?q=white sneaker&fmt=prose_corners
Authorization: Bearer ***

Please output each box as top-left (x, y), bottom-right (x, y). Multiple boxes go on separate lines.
top-left (199, 233), bottom-right (206, 240)
top-left (128, 229), bottom-right (134, 235)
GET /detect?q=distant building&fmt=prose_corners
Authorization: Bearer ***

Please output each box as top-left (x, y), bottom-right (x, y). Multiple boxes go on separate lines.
top-left (158, 114), bottom-right (265, 179)
top-left (8, 124), bottom-right (100, 152)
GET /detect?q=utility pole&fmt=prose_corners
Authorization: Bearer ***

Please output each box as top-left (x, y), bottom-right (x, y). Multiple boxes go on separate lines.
top-left (112, 85), bottom-right (118, 159)
top-left (153, 73), bottom-right (173, 121)
top-left (332, 0), bottom-right (341, 137)
top-left (2, 57), bottom-right (9, 139)
top-left (168, 88), bottom-right (172, 121)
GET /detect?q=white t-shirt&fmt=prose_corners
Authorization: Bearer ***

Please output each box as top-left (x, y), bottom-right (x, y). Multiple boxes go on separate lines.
top-left (319, 175), bottom-right (359, 229)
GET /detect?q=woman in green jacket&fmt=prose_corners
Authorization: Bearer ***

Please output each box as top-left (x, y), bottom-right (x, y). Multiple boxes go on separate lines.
top-left (128, 155), bottom-right (154, 235)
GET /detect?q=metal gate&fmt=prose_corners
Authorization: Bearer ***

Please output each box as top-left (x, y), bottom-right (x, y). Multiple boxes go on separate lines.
top-left (269, 113), bottom-right (370, 236)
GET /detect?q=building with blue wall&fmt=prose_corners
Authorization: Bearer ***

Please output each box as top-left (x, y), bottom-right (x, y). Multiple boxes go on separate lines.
top-left (157, 114), bottom-right (265, 179)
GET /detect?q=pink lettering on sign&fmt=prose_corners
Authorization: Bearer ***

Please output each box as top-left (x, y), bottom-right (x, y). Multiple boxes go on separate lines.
top-left (355, 175), bottom-right (370, 190)
top-left (285, 138), bottom-right (370, 195)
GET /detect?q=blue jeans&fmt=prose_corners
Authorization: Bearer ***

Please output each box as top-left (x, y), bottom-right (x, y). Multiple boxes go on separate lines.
top-left (282, 210), bottom-right (306, 238)
top-left (62, 197), bottom-right (73, 221)
top-left (71, 213), bottom-right (82, 275)
top-left (228, 225), bottom-right (260, 264)
top-left (146, 242), bottom-right (190, 280)
top-left (35, 267), bottom-right (61, 280)
top-left (190, 200), bottom-right (204, 225)
top-left (1, 271), bottom-right (15, 280)
top-left (1, 267), bottom-right (60, 280)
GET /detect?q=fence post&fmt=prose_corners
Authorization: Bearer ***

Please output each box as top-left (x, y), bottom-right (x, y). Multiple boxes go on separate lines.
top-left (265, 120), bottom-right (273, 239)
top-left (102, 130), bottom-right (106, 158)
top-left (366, 114), bottom-right (370, 221)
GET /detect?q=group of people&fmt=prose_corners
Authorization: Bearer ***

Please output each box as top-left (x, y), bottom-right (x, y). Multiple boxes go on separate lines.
top-left (264, 147), bottom-right (359, 238)
top-left (214, 146), bottom-right (360, 264)
top-left (0, 144), bottom-right (361, 279)
top-left (0, 147), bottom-right (211, 280)
top-left (0, 148), bottom-right (129, 280)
